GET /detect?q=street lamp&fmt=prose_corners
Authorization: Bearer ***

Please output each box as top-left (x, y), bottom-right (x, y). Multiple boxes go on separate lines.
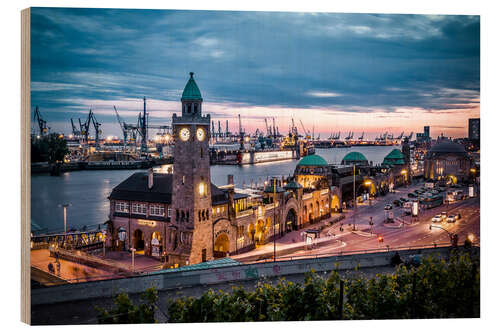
top-left (364, 180), bottom-right (373, 206)
top-left (58, 203), bottom-right (72, 235)
top-left (352, 163), bottom-right (357, 231)
top-left (130, 247), bottom-right (136, 272)
top-left (429, 224), bottom-right (458, 246)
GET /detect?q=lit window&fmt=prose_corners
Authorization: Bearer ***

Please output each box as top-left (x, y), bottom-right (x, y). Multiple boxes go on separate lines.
top-left (115, 201), bottom-right (129, 213)
top-left (167, 208), bottom-right (172, 218)
top-left (150, 205), bottom-right (165, 217)
top-left (216, 207), bottom-right (220, 214)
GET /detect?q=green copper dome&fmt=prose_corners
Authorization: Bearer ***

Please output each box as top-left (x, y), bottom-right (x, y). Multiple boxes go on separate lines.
top-left (297, 154), bottom-right (328, 167)
top-left (342, 151), bottom-right (367, 162)
top-left (181, 72), bottom-right (203, 101)
top-left (382, 149), bottom-right (406, 166)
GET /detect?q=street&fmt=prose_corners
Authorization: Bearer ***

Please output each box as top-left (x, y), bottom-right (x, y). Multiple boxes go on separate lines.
top-left (235, 180), bottom-right (480, 262)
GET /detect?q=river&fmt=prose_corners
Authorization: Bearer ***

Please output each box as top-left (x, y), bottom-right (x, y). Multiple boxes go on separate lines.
top-left (31, 146), bottom-right (398, 232)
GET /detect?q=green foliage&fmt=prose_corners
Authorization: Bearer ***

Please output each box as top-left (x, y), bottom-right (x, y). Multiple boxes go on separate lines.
top-left (168, 252), bottom-right (479, 322)
top-left (96, 287), bottom-right (158, 324)
top-left (31, 133), bottom-right (69, 163)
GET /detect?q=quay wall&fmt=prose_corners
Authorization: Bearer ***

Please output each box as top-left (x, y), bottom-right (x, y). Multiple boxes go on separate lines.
top-left (31, 245), bottom-right (476, 306)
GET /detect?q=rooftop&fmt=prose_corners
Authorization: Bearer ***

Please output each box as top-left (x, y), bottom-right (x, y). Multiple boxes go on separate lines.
top-left (297, 154), bottom-right (328, 167)
top-left (181, 72), bottom-right (203, 101)
top-left (342, 151), bottom-right (367, 162)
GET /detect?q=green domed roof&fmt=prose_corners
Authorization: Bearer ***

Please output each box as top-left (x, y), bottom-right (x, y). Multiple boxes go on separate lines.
top-left (382, 149), bottom-right (405, 166)
top-left (181, 72), bottom-right (203, 101)
top-left (384, 149), bottom-right (405, 160)
top-left (284, 180), bottom-right (302, 190)
top-left (342, 151), bottom-right (367, 162)
top-left (297, 154), bottom-right (328, 167)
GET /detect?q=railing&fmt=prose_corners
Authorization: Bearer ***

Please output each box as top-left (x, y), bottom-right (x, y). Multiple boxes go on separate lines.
top-left (248, 241), bottom-right (480, 264)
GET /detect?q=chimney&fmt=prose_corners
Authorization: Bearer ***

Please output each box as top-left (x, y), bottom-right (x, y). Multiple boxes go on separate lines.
top-left (148, 168), bottom-right (154, 189)
top-left (227, 174), bottom-right (234, 186)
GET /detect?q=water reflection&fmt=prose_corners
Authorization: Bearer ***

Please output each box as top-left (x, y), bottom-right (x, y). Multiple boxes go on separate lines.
top-left (31, 146), bottom-right (398, 231)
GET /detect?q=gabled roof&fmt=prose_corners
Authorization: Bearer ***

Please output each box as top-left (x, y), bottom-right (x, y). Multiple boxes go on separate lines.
top-left (109, 172), bottom-right (228, 205)
top-left (297, 154), bottom-right (328, 166)
top-left (109, 172), bottom-right (173, 204)
top-left (181, 72), bottom-right (203, 101)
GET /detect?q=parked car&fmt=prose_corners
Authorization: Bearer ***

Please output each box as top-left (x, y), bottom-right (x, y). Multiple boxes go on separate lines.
top-left (432, 215), bottom-right (443, 223)
top-left (441, 212), bottom-right (448, 219)
top-left (447, 215), bottom-right (457, 223)
top-left (393, 200), bottom-right (402, 206)
top-left (408, 193), bottom-right (417, 198)
top-left (400, 197), bottom-right (409, 202)
top-left (384, 204), bottom-right (393, 210)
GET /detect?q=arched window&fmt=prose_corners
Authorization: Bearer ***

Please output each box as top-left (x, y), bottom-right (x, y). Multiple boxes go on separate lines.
top-left (188, 103), bottom-right (192, 113)
top-left (194, 103), bottom-right (198, 113)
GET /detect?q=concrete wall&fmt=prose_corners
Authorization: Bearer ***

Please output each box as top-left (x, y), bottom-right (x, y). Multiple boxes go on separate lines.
top-left (31, 245), bottom-right (475, 306)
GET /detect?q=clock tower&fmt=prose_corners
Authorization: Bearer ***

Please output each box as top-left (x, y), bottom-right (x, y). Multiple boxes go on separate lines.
top-left (171, 72), bottom-right (212, 264)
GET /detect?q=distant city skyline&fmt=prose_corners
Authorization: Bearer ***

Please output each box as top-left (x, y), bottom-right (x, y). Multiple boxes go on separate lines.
top-left (30, 8), bottom-right (479, 139)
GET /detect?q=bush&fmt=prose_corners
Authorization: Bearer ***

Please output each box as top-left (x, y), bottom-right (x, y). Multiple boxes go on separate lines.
top-left (168, 251), bottom-right (479, 322)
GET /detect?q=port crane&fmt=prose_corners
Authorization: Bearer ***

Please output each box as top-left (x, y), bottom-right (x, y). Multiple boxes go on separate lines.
top-left (403, 132), bottom-right (413, 141)
top-left (358, 132), bottom-right (364, 140)
top-left (113, 106), bottom-right (139, 151)
top-left (70, 118), bottom-right (80, 138)
top-left (345, 131), bottom-right (354, 140)
top-left (396, 132), bottom-right (404, 140)
top-left (90, 110), bottom-right (102, 148)
top-left (299, 119), bottom-right (311, 139)
top-left (33, 106), bottom-right (49, 136)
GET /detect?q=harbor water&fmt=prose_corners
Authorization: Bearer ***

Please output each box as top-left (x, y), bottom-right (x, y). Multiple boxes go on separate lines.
top-left (31, 146), bottom-right (398, 232)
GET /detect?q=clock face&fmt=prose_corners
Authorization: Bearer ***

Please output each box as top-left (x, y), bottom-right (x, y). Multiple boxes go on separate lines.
top-left (196, 128), bottom-right (206, 141)
top-left (179, 128), bottom-right (190, 141)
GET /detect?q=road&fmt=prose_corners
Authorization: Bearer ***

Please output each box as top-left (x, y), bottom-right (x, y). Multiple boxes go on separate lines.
top-left (236, 181), bottom-right (480, 262)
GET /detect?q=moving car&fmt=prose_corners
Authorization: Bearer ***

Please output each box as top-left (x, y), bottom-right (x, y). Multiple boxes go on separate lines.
top-left (441, 212), bottom-right (448, 219)
top-left (384, 204), bottom-right (393, 210)
top-left (447, 215), bottom-right (457, 223)
top-left (432, 215), bottom-right (443, 223)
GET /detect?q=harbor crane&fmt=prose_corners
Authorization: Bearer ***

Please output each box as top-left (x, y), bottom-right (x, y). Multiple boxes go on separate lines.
top-left (89, 110), bottom-right (102, 148)
top-left (299, 119), bottom-right (310, 139)
top-left (396, 131), bottom-right (404, 140)
top-left (345, 131), bottom-right (354, 140)
top-left (33, 106), bottom-right (49, 136)
top-left (70, 118), bottom-right (80, 137)
top-left (403, 131), bottom-right (414, 141)
top-left (113, 106), bottom-right (139, 151)
top-left (358, 132), bottom-right (364, 140)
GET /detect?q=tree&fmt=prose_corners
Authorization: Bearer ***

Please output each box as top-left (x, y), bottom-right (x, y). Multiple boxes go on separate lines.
top-left (167, 251), bottom-right (479, 322)
top-left (31, 133), bottom-right (69, 163)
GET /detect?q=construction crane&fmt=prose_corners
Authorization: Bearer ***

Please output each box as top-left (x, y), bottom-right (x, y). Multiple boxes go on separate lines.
top-left (33, 106), bottom-right (48, 136)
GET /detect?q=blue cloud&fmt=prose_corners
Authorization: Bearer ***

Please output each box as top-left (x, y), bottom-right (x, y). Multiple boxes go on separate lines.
top-left (30, 8), bottom-right (479, 134)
